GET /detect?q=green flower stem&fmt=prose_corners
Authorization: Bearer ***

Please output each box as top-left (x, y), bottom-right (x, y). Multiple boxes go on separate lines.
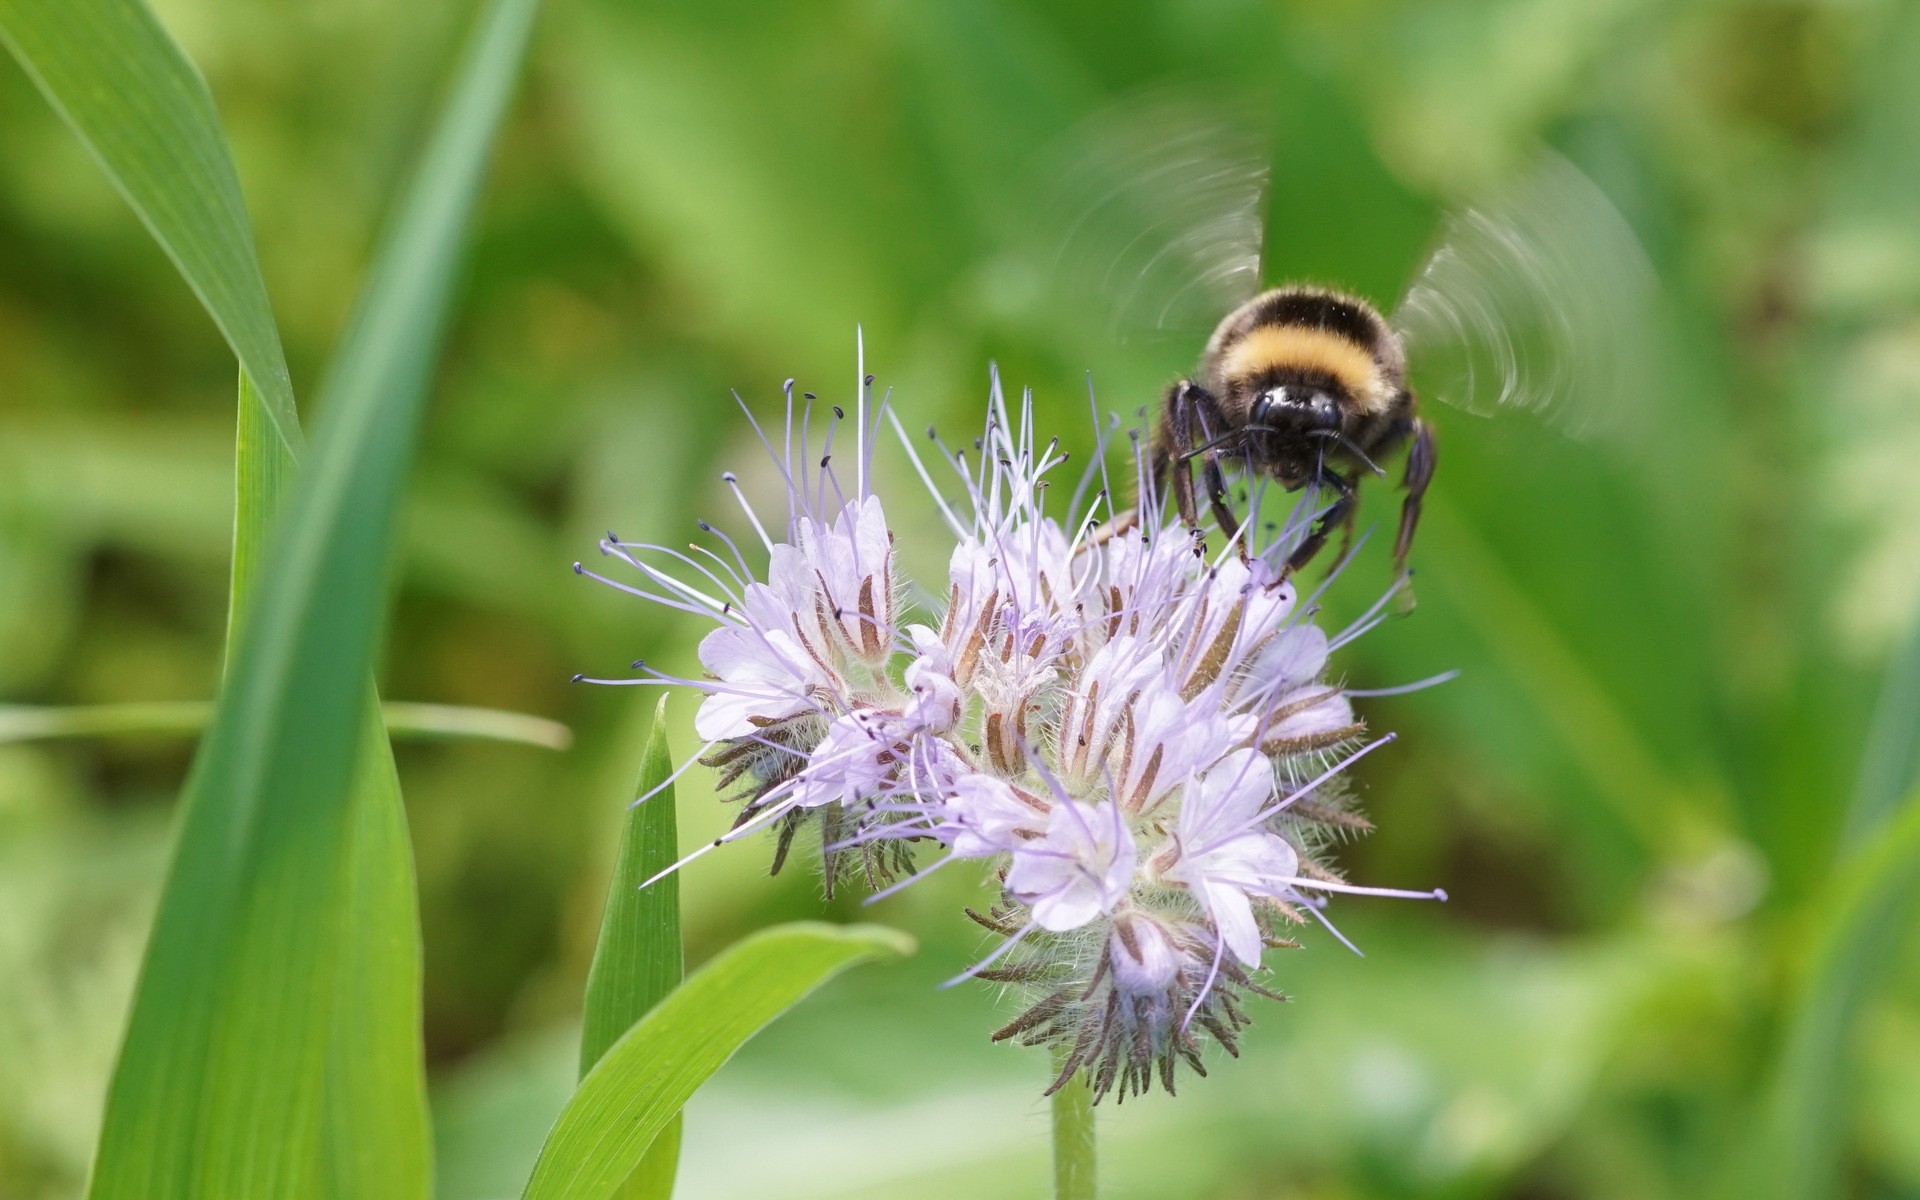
top-left (1051, 1057), bottom-right (1097, 1200)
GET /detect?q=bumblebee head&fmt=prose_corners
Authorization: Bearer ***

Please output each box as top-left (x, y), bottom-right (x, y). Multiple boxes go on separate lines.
top-left (1249, 384), bottom-right (1342, 436)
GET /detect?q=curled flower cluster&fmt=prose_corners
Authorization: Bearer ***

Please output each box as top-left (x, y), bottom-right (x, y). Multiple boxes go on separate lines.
top-left (579, 372), bottom-right (1443, 1102)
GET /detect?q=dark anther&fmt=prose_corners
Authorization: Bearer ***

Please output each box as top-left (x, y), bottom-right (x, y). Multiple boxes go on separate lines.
top-left (833, 405), bottom-right (845, 419)
top-left (864, 373), bottom-right (875, 385)
top-left (722, 471), bottom-right (738, 483)
top-left (783, 377), bottom-right (795, 392)
top-left (820, 454), bottom-right (831, 468)
top-left (803, 391), bottom-right (817, 399)
top-left (927, 425), bottom-right (938, 439)
top-left (570, 673), bottom-right (585, 683)
top-left (631, 659), bottom-right (646, 670)
top-left (698, 521), bottom-right (713, 531)
top-left (572, 562), bottom-right (584, 574)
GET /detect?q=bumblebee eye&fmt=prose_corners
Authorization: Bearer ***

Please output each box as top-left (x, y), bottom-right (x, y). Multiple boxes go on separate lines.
top-left (1308, 392), bottom-right (1338, 426)
top-left (1249, 387), bottom-right (1284, 429)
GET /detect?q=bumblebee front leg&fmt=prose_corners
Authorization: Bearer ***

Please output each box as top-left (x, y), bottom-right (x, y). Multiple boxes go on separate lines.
top-left (1201, 454), bottom-right (1247, 560)
top-left (1157, 379), bottom-right (1244, 555)
top-left (1152, 379), bottom-right (1208, 537)
top-left (1392, 418), bottom-right (1436, 578)
top-left (1284, 470), bottom-right (1357, 578)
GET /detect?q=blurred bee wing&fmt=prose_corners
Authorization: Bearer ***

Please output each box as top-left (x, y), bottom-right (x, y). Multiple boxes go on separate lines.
top-left (1393, 154), bottom-right (1657, 440)
top-left (1040, 92), bottom-right (1270, 346)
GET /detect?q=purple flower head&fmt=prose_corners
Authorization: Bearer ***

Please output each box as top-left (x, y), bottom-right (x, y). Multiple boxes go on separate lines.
top-left (579, 362), bottom-right (1447, 1101)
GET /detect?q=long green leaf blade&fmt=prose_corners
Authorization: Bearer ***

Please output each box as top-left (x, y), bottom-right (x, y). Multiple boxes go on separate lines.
top-left (84, 0), bottom-right (541, 1194)
top-left (1756, 794), bottom-right (1920, 1199)
top-left (0, 0), bottom-right (299, 451)
top-left (240, 377), bottom-right (437, 1198)
top-left (1844, 598), bottom-right (1920, 849)
top-left (0, 700), bottom-right (572, 750)
top-left (325, 710), bottom-right (433, 1198)
top-left (578, 697), bottom-right (684, 1198)
top-left (525, 923), bottom-right (915, 1200)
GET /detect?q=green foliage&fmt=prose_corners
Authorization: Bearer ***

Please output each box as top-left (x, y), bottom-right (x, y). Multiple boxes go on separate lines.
top-left (0, 0), bottom-right (541, 1193)
top-left (1762, 794), bottom-right (1920, 1199)
top-left (0, 0), bottom-right (299, 452)
top-left (577, 697), bottom-right (683, 1198)
top-left (0, 700), bottom-right (570, 748)
top-left (322, 707), bottom-right (432, 1199)
top-left (525, 923), bottom-right (913, 1200)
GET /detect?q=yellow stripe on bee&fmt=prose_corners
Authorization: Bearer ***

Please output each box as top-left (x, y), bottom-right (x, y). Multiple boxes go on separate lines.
top-left (1223, 324), bottom-right (1390, 413)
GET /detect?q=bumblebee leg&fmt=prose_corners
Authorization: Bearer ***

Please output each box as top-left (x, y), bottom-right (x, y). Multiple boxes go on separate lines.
top-left (1329, 498), bottom-right (1359, 575)
top-left (1174, 381), bottom-right (1244, 556)
top-left (1201, 455), bottom-right (1247, 560)
top-left (1284, 470), bottom-right (1357, 578)
top-left (1392, 418), bottom-right (1436, 577)
top-left (1160, 380), bottom-right (1210, 539)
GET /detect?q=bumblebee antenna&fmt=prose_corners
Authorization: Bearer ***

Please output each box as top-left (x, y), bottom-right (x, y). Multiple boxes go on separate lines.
top-left (1311, 429), bottom-right (1387, 477)
top-left (1179, 425), bottom-right (1277, 462)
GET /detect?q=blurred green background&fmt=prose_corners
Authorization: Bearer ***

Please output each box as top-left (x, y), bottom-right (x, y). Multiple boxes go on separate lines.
top-left (4, 0), bottom-right (1920, 1196)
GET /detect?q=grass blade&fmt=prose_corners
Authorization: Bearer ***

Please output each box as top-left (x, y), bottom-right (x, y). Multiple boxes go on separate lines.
top-left (0, 701), bottom-right (572, 750)
top-left (580, 698), bottom-right (684, 1067)
top-left (578, 697), bottom-right (684, 1198)
top-left (1844, 598), bottom-right (1920, 849)
top-left (219, 79), bottom-right (432, 1200)
top-left (1755, 793), bottom-right (1920, 1198)
top-left (524, 923), bottom-right (915, 1200)
top-left (326, 710), bottom-right (433, 1197)
top-left (84, 0), bottom-right (541, 1194)
top-left (0, 0), bottom-right (299, 452)
top-left (230, 368), bottom-right (300, 622)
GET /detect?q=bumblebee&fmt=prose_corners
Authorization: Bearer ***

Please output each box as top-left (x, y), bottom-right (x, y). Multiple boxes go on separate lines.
top-left (1048, 96), bottom-right (1654, 584)
top-left (1154, 284), bottom-right (1434, 577)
